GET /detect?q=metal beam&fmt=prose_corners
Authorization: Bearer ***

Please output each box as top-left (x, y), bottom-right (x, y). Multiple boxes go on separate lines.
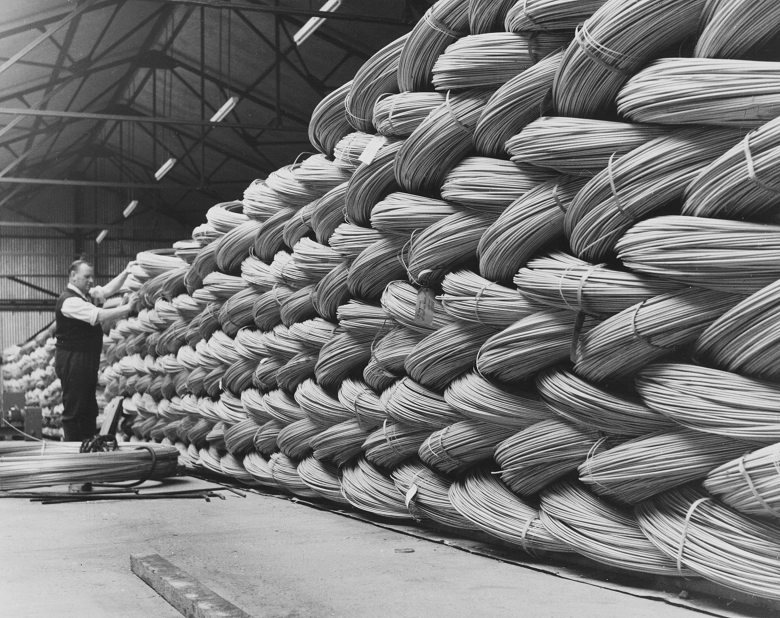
top-left (3, 276), bottom-right (59, 298)
top-left (0, 177), bottom-right (185, 188)
top-left (0, 221), bottom-right (183, 230)
top-left (0, 300), bottom-right (57, 311)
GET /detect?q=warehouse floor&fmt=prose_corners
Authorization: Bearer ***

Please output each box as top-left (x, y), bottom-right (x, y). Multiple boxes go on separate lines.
top-left (0, 483), bottom-right (766, 618)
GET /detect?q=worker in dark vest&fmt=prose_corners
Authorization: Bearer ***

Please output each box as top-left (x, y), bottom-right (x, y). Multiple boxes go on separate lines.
top-left (55, 259), bottom-right (137, 442)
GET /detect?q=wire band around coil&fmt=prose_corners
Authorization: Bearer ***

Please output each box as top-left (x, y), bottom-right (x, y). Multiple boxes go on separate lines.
top-left (742, 131), bottom-right (780, 197)
top-left (676, 497), bottom-right (710, 577)
top-left (738, 455), bottom-right (780, 518)
top-left (574, 25), bottom-right (636, 78)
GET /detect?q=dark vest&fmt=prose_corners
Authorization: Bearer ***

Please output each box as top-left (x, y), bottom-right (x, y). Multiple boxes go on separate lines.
top-left (55, 288), bottom-right (104, 355)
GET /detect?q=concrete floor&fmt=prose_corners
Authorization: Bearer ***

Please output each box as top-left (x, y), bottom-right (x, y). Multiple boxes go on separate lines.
top-left (0, 486), bottom-right (756, 618)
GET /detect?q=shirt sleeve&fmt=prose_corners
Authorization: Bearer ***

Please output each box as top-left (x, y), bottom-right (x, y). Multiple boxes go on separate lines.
top-left (89, 285), bottom-right (106, 305)
top-left (61, 296), bottom-right (101, 326)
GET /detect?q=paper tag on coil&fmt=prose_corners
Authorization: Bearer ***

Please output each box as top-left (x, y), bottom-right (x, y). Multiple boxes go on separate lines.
top-left (405, 484), bottom-right (418, 508)
top-left (358, 135), bottom-right (386, 166)
top-left (414, 287), bottom-right (436, 327)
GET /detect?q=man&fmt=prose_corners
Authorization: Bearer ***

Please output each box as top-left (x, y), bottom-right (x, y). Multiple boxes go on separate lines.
top-left (55, 259), bottom-right (137, 442)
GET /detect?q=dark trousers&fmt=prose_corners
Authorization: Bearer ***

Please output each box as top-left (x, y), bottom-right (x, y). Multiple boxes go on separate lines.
top-left (54, 348), bottom-right (100, 442)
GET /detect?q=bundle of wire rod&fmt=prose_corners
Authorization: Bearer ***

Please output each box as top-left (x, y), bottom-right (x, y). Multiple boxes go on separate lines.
top-left (636, 485), bottom-right (780, 600)
top-left (476, 309), bottom-right (599, 384)
top-left (184, 243), bottom-right (217, 294)
top-left (406, 211), bottom-right (494, 286)
top-left (439, 269), bottom-right (539, 328)
top-left (269, 452), bottom-right (320, 499)
top-left (252, 288), bottom-right (289, 331)
top-left (309, 419), bottom-right (369, 467)
top-left (337, 300), bottom-right (394, 338)
top-left (329, 223), bottom-right (384, 260)
top-left (404, 321), bottom-right (496, 390)
top-left (242, 182), bottom-right (288, 221)
top-left (695, 279), bottom-right (780, 382)
top-left (494, 418), bottom-right (603, 496)
top-left (241, 254), bottom-right (277, 291)
top-left (221, 452), bottom-right (258, 486)
top-left (579, 428), bottom-right (751, 505)
top-left (345, 34), bottom-right (407, 133)
top-left (333, 131), bottom-right (375, 172)
top-left (439, 157), bottom-right (554, 215)
top-left (253, 207), bottom-right (295, 262)
top-left (312, 262), bottom-right (351, 322)
top-left (136, 249), bottom-right (188, 278)
top-left (514, 250), bottom-right (682, 318)
top-left (338, 379), bottom-right (388, 430)
top-left (616, 215), bottom-right (780, 295)
top-left (472, 50), bottom-right (562, 158)
top-left (308, 80), bottom-right (353, 157)
top-left (384, 377), bottom-right (465, 430)
top-left (617, 58), bottom-right (780, 127)
top-left (635, 363), bottom-right (780, 444)
top-left (293, 153), bottom-right (353, 192)
top-left (552, 0), bottom-right (705, 118)
top-left (539, 480), bottom-right (685, 575)
top-left (478, 177), bottom-right (587, 281)
top-left (0, 443), bottom-right (180, 491)
top-left (253, 420), bottom-right (284, 455)
top-left (282, 203), bottom-right (314, 248)
top-left (235, 326), bottom-right (271, 360)
top-left (243, 451), bottom-right (277, 487)
top-left (262, 389), bottom-right (306, 425)
top-left (444, 370), bottom-right (552, 429)
top-left (394, 88), bottom-right (492, 195)
top-left (373, 92), bottom-right (446, 137)
top-left (363, 422), bottom-right (435, 469)
top-left (566, 127), bottom-right (744, 262)
top-left (173, 294), bottom-right (205, 321)
top-left (683, 116), bottom-right (780, 221)
top-left (286, 239), bottom-right (343, 285)
top-left (203, 272), bottom-right (248, 300)
top-left (266, 164), bottom-right (326, 208)
top-left (275, 352), bottom-right (318, 392)
top-left (188, 418), bottom-right (214, 448)
top-left (311, 183), bottom-right (348, 244)
top-left (224, 419), bottom-right (261, 457)
top-left (347, 236), bottom-right (408, 300)
top-left (507, 117), bottom-right (668, 177)
top-left (419, 420), bottom-right (516, 475)
top-left (263, 326), bottom-right (309, 363)
top-left (366, 326), bottom-right (424, 385)
top-left (341, 456), bottom-right (411, 518)
top-left (218, 288), bottom-right (262, 337)
top-left (431, 32), bottom-right (570, 91)
top-left (381, 281), bottom-right (455, 334)
top-left (397, 0), bottom-right (469, 92)
top-left (370, 192), bottom-right (458, 237)
top-left (222, 358), bottom-right (257, 396)
top-left (344, 139), bottom-right (403, 227)
top-left (276, 418), bottom-right (321, 460)
top-left (574, 288), bottom-right (743, 383)
top-left (215, 393), bottom-right (249, 424)
top-left (297, 456), bottom-right (349, 504)
top-left (207, 200), bottom-right (250, 233)
top-left (294, 378), bottom-right (354, 427)
top-left (363, 360), bottom-right (399, 393)
top-left (505, 0), bottom-right (606, 31)
top-left (695, 0), bottom-right (780, 59)
top-left (449, 467), bottom-right (570, 554)
top-left (704, 443), bottom-right (780, 519)
top-left (287, 318), bottom-right (338, 351)
top-left (536, 365), bottom-right (672, 438)
top-left (269, 252), bottom-right (318, 291)
top-left (468, 0), bottom-right (515, 33)
top-left (314, 330), bottom-right (374, 390)
top-left (198, 445), bottom-right (227, 477)
top-left (192, 222), bottom-right (222, 246)
top-left (391, 459), bottom-right (478, 528)
top-left (279, 285), bottom-right (317, 327)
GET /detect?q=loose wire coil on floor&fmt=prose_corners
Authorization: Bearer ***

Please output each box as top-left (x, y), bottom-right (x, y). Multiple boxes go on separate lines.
top-left (616, 215), bottom-right (780, 295)
top-left (431, 32), bottom-right (571, 91)
top-left (269, 452), bottom-right (320, 499)
top-left (363, 422), bottom-right (436, 469)
top-left (385, 377), bottom-right (466, 430)
top-left (381, 280), bottom-right (456, 334)
top-left (311, 183), bottom-right (349, 244)
top-left (329, 223), bottom-right (384, 260)
top-left (345, 139), bottom-right (403, 227)
top-left (578, 428), bottom-right (751, 505)
top-left (552, 0), bottom-right (705, 118)
top-left (295, 378), bottom-right (355, 428)
top-left (313, 261), bottom-right (351, 322)
top-left (419, 420), bottom-right (516, 475)
top-left (694, 0), bottom-right (780, 60)
top-left (617, 58), bottom-right (780, 127)
top-left (540, 480), bottom-right (686, 575)
top-left (338, 379), bottom-right (388, 430)
top-left (476, 309), bottom-right (599, 384)
top-left (635, 485), bottom-right (780, 600)
top-left (308, 80), bottom-right (353, 158)
top-left (536, 365), bottom-right (672, 438)
top-left (297, 456), bottom-right (350, 504)
top-left (347, 236), bottom-right (408, 300)
top-left (574, 288), bottom-right (743, 383)
top-left (473, 50), bottom-right (562, 158)
top-left (478, 177), bottom-right (587, 281)
top-left (314, 330), bottom-right (374, 390)
top-left (505, 0), bottom-right (605, 31)
top-left (373, 92), bottom-right (446, 138)
top-left (391, 459), bottom-right (478, 529)
top-left (635, 363), bottom-right (780, 444)
top-left (370, 192), bottom-right (459, 237)
top-left (309, 419), bottom-right (370, 467)
top-left (341, 456), bottom-right (412, 519)
top-left (449, 467), bottom-right (570, 554)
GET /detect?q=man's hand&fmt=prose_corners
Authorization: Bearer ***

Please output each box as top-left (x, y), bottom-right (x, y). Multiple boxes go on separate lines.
top-left (124, 260), bottom-right (138, 274)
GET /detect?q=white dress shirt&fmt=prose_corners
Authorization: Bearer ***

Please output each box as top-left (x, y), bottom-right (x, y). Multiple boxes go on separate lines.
top-left (60, 283), bottom-right (106, 326)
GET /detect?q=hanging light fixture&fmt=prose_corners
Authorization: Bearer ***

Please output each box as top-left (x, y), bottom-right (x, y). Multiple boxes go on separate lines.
top-left (294, 0), bottom-right (342, 46)
top-left (123, 199), bottom-right (139, 218)
top-left (154, 157), bottom-right (176, 181)
top-left (96, 229), bottom-right (109, 244)
top-left (210, 96), bottom-right (239, 122)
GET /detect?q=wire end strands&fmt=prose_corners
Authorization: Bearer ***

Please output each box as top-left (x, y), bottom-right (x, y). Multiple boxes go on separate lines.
top-left (370, 192), bottom-right (459, 237)
top-left (397, 0), bottom-right (470, 92)
top-left (616, 215), bottom-right (780, 295)
top-left (419, 420), bottom-right (516, 475)
top-left (297, 456), bottom-right (350, 505)
top-left (552, 0), bottom-right (706, 119)
top-left (473, 50), bottom-right (562, 158)
top-left (468, 0), bottom-right (516, 34)
top-left (308, 80), bottom-right (353, 157)
top-left (636, 363), bottom-right (780, 444)
top-left (381, 280), bottom-right (455, 335)
top-left (477, 308), bottom-right (599, 384)
top-left (341, 456), bottom-right (412, 519)
top-left (578, 428), bottom-right (753, 505)
top-left (394, 88), bottom-right (492, 196)
top-left (505, 0), bottom-right (606, 31)
top-left (536, 365), bottom-right (672, 438)
top-left (684, 116), bottom-right (780, 221)
top-left (363, 422), bottom-right (431, 469)
top-left (636, 485), bottom-right (780, 600)
top-left (494, 419), bottom-right (603, 497)
top-left (344, 139), bottom-right (403, 227)
top-left (617, 58), bottom-right (780, 127)
top-left (573, 288), bottom-right (743, 383)
top-left (695, 0), bottom-right (780, 59)
top-left (540, 480), bottom-right (686, 575)
top-left (431, 33), bottom-right (571, 91)
top-left (477, 177), bottom-right (586, 281)
top-left (391, 459), bottom-right (478, 529)
top-left (449, 467), bottom-right (570, 554)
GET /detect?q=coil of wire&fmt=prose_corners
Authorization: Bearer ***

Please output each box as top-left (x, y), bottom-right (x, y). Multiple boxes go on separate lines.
top-left (419, 420), bottom-right (516, 475)
top-left (297, 456), bottom-right (349, 504)
top-left (308, 80), bottom-right (353, 157)
top-left (373, 92), bottom-right (445, 138)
